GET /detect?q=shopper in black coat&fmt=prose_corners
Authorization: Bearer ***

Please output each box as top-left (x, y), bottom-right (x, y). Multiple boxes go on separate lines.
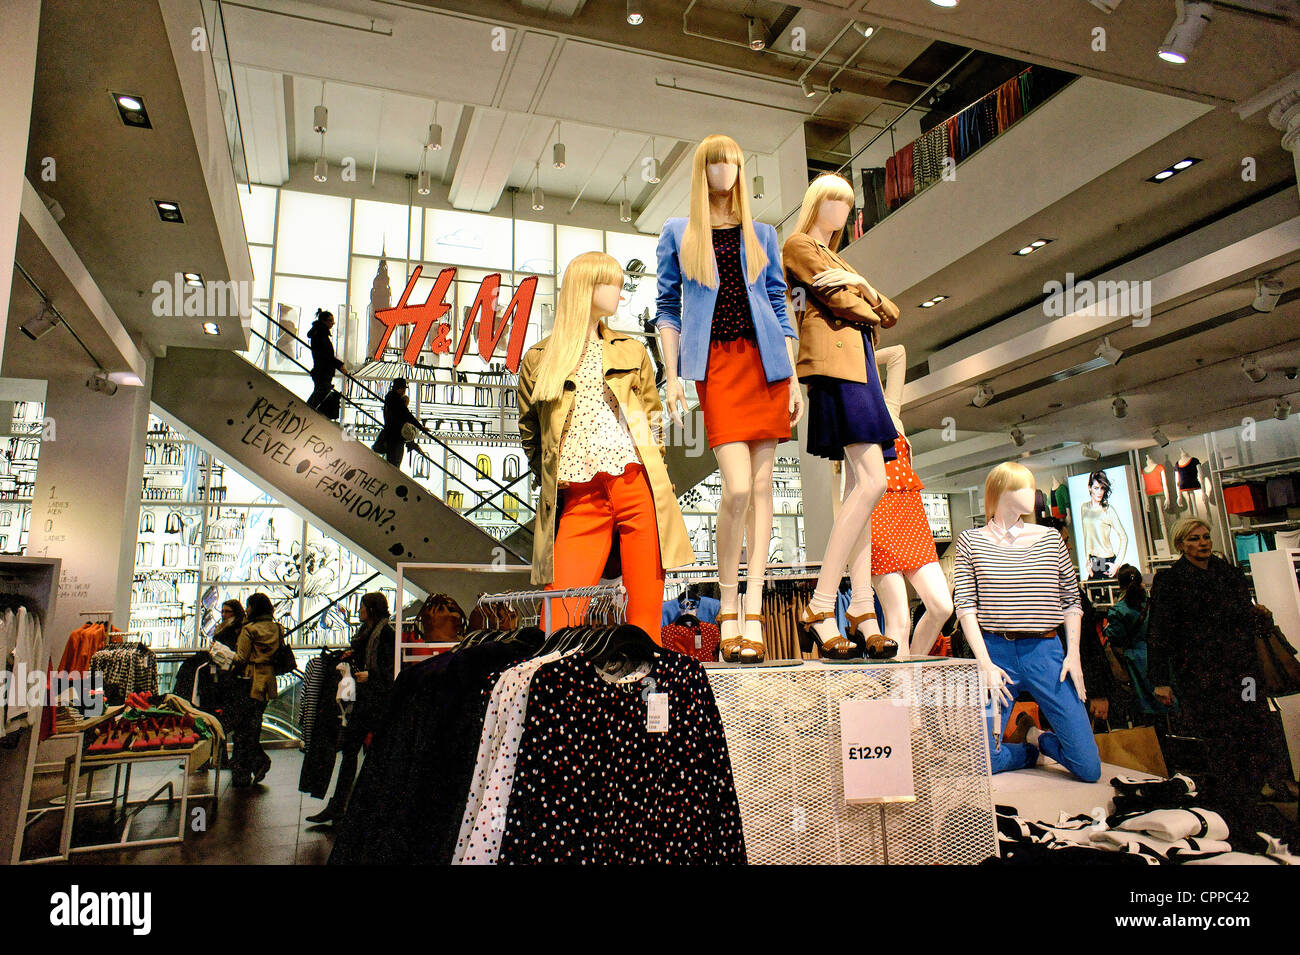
top-left (305, 592), bottom-right (396, 824)
top-left (1148, 518), bottom-right (1272, 834)
top-left (372, 378), bottom-right (428, 468)
top-left (307, 309), bottom-right (345, 410)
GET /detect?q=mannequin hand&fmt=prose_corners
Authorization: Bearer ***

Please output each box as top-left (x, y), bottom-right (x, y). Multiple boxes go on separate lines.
top-left (355, 671), bottom-right (368, 684)
top-left (664, 377), bottom-right (686, 427)
top-left (1154, 686), bottom-right (1175, 707)
top-left (788, 380), bottom-right (805, 426)
top-left (980, 660), bottom-right (1013, 708)
top-left (811, 268), bottom-right (865, 292)
top-left (1060, 653), bottom-right (1086, 701)
top-left (1089, 697), bottom-right (1109, 721)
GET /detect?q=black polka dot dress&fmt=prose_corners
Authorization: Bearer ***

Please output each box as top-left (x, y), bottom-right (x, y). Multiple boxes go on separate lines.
top-left (498, 651), bottom-right (747, 864)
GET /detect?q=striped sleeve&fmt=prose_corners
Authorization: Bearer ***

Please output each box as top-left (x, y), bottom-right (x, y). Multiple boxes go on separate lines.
top-left (952, 531), bottom-right (978, 618)
top-left (1057, 533), bottom-right (1082, 615)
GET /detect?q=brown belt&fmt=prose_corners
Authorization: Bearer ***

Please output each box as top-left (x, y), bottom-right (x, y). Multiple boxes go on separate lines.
top-left (986, 628), bottom-right (1058, 640)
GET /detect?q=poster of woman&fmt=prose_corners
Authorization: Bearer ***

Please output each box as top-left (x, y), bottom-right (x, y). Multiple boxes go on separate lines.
top-left (1068, 466), bottom-right (1140, 580)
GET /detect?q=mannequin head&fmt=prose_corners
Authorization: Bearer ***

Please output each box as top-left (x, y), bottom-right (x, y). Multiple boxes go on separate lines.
top-left (984, 462), bottom-right (1036, 524)
top-left (681, 134), bottom-right (766, 287)
top-left (531, 251), bottom-right (624, 402)
top-left (1087, 470), bottom-right (1111, 507)
top-left (794, 173), bottom-right (855, 250)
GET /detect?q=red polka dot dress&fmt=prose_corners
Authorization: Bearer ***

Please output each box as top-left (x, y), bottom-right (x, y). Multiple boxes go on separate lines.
top-left (871, 436), bottom-right (939, 575)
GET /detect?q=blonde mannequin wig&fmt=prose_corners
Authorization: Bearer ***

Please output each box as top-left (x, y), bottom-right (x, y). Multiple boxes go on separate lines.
top-left (530, 251), bottom-right (624, 402)
top-left (984, 461), bottom-right (1036, 521)
top-left (793, 173), bottom-right (855, 251)
top-left (680, 134), bottom-right (766, 288)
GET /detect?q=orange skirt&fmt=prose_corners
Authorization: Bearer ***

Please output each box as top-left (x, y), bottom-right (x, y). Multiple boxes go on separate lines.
top-left (695, 339), bottom-right (791, 448)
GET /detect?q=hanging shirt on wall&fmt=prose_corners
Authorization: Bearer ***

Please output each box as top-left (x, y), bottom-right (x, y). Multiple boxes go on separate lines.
top-left (1176, 457), bottom-right (1202, 492)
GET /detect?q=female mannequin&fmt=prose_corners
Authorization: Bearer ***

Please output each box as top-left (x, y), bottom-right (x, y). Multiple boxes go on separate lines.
top-left (1142, 454), bottom-right (1168, 501)
top-left (782, 173), bottom-right (899, 658)
top-left (656, 134), bottom-right (802, 663)
top-left (871, 344), bottom-right (954, 656)
top-left (518, 252), bottom-right (694, 638)
top-left (1175, 448), bottom-right (1204, 509)
top-left (1079, 470), bottom-right (1129, 580)
top-left (953, 462), bottom-right (1101, 782)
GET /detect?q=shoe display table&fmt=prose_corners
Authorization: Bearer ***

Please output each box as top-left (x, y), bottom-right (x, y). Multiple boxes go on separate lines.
top-left (707, 658), bottom-right (998, 865)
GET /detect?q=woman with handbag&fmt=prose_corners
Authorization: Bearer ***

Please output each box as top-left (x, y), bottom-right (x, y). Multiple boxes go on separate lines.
top-left (306, 592), bottom-right (396, 824)
top-left (232, 592), bottom-right (284, 788)
top-left (307, 309), bottom-right (345, 412)
top-left (372, 378), bottom-right (429, 469)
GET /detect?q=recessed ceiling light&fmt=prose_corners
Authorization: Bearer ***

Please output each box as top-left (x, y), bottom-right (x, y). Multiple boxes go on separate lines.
top-left (183, 272), bottom-right (203, 287)
top-left (1173, 159), bottom-right (1194, 170)
top-left (930, 0), bottom-right (960, 7)
top-left (919, 300), bottom-right (935, 308)
top-left (1031, 239), bottom-right (1048, 248)
top-left (1013, 238), bottom-right (1053, 256)
top-left (202, 322), bottom-right (220, 336)
top-left (1148, 157), bottom-right (1200, 183)
top-left (1016, 246), bottom-right (1034, 256)
top-left (154, 199), bottom-right (183, 223)
top-left (113, 92), bottom-right (151, 128)
top-left (1154, 170), bottom-right (1174, 180)
top-left (931, 295), bottom-right (947, 302)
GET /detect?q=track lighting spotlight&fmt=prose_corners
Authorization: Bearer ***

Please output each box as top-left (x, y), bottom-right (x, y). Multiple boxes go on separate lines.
top-left (972, 382), bottom-right (994, 408)
top-left (313, 156), bottom-right (327, 182)
top-left (747, 17), bottom-right (766, 51)
top-left (86, 370), bottom-right (118, 396)
top-left (531, 186), bottom-right (545, 211)
top-left (313, 105), bottom-right (328, 134)
top-left (1112, 396), bottom-right (1128, 418)
top-left (553, 142), bottom-right (566, 169)
top-left (799, 77), bottom-right (816, 98)
top-left (753, 175), bottom-right (765, 200)
top-left (21, 304), bottom-right (59, 341)
top-left (1152, 427), bottom-right (1170, 448)
top-left (1010, 427), bottom-right (1025, 447)
top-left (417, 169), bottom-right (431, 195)
top-left (1095, 337), bottom-right (1123, 366)
top-left (1274, 398), bottom-right (1292, 422)
top-left (619, 199), bottom-right (632, 223)
top-left (1158, 0), bottom-right (1212, 65)
top-left (1253, 275), bottom-right (1284, 313)
top-left (1081, 443), bottom-right (1101, 461)
top-left (852, 22), bottom-right (876, 38)
top-left (1241, 356), bottom-right (1267, 384)
top-left (426, 123), bottom-right (442, 151)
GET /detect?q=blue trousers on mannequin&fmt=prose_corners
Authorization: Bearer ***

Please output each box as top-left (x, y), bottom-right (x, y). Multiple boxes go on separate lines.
top-left (984, 632), bottom-right (1101, 782)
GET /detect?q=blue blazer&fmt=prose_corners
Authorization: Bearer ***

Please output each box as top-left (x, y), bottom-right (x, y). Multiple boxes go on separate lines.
top-left (654, 217), bottom-right (797, 383)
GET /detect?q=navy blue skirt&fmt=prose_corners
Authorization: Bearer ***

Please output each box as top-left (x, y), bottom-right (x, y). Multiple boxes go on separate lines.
top-left (805, 332), bottom-right (898, 462)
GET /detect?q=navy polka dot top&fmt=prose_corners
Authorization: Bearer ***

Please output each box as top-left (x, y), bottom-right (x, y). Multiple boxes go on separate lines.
top-left (710, 227), bottom-right (757, 343)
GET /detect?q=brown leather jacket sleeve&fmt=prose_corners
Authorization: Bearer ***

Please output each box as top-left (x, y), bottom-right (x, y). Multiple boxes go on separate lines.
top-left (516, 347), bottom-right (543, 477)
top-left (783, 234), bottom-right (881, 328)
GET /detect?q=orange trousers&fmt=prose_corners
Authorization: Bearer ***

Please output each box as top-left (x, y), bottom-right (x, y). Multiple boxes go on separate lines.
top-left (549, 463), bottom-right (664, 641)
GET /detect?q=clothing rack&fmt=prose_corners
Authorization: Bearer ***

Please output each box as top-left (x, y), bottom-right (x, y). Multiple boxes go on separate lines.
top-left (665, 562), bottom-right (828, 586)
top-left (475, 583), bottom-right (628, 638)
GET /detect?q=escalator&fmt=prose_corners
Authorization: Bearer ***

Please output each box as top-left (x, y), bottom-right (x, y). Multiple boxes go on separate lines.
top-left (152, 341), bottom-right (532, 605)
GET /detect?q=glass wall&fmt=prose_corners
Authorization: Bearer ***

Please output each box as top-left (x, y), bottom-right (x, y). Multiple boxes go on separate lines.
top-left (0, 400), bottom-right (43, 555)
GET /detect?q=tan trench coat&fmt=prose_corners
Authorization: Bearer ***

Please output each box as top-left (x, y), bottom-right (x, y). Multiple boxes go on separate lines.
top-left (235, 618), bottom-right (282, 702)
top-left (516, 326), bottom-right (694, 586)
top-left (782, 232), bottom-right (900, 383)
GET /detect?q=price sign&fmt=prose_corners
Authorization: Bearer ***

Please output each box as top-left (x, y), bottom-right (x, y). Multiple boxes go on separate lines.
top-left (839, 699), bottom-right (915, 805)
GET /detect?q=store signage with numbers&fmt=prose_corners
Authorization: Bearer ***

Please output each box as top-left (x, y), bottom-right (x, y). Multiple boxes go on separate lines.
top-left (839, 699), bottom-right (916, 805)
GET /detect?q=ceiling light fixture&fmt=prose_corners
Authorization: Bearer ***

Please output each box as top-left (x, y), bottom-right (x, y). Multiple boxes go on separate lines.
top-left (747, 17), bottom-right (766, 51)
top-left (620, 176), bottom-right (632, 223)
top-left (532, 162), bottom-right (545, 212)
top-left (1241, 355), bottom-right (1268, 384)
top-left (553, 123), bottom-right (566, 169)
top-left (1112, 396), bottom-right (1128, 418)
top-left (1158, 0), bottom-right (1213, 65)
top-left (202, 322), bottom-right (220, 336)
top-left (313, 104), bottom-right (328, 134)
top-left (972, 382), bottom-right (994, 408)
top-left (1152, 427), bottom-right (1170, 447)
top-left (86, 370), bottom-right (118, 396)
top-left (1010, 427), bottom-right (1026, 447)
top-left (1253, 275), bottom-right (1284, 313)
top-left (1095, 336), bottom-right (1123, 366)
top-left (1147, 156), bottom-right (1201, 182)
top-left (417, 169), bottom-right (431, 195)
top-left (799, 77), bottom-right (816, 98)
top-left (1081, 443), bottom-right (1101, 461)
top-left (314, 83), bottom-right (328, 182)
top-left (426, 105), bottom-right (442, 151)
top-left (314, 154), bottom-right (327, 182)
top-left (183, 272), bottom-right (203, 287)
top-left (919, 295), bottom-right (948, 308)
top-left (1274, 398), bottom-right (1292, 421)
top-left (930, 0), bottom-right (960, 7)
top-left (20, 303), bottom-right (59, 341)
top-left (113, 92), bottom-right (151, 128)
top-left (647, 137), bottom-right (660, 183)
top-left (153, 199), bottom-right (183, 223)
top-left (752, 156), bottom-right (764, 200)
top-left (1013, 238), bottom-right (1053, 256)
top-left (626, 0), bottom-right (643, 25)
top-left (1089, 0), bottom-right (1125, 12)
top-left (852, 22), bottom-right (876, 38)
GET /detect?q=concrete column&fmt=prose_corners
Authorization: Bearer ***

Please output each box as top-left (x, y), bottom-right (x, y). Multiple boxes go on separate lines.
top-left (0, 0), bottom-right (41, 368)
top-left (26, 367), bottom-right (151, 660)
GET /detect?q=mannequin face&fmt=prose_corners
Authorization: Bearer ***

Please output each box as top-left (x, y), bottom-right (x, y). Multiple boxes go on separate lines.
top-left (995, 485), bottom-right (1036, 523)
top-left (590, 282), bottom-right (622, 319)
top-left (706, 162), bottom-right (739, 193)
top-left (816, 199), bottom-right (852, 233)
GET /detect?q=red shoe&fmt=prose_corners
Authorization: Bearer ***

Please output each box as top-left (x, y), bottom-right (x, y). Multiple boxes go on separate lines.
top-left (129, 718), bottom-right (163, 751)
top-left (161, 716), bottom-right (185, 748)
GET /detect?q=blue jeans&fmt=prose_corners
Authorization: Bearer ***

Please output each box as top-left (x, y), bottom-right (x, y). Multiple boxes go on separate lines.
top-left (984, 632), bottom-right (1101, 782)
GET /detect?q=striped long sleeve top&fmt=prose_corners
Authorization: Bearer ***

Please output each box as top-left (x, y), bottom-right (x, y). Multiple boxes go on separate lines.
top-left (953, 527), bottom-right (1082, 632)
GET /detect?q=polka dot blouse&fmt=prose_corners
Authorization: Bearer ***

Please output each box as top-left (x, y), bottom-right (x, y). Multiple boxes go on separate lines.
top-left (710, 227), bottom-right (757, 343)
top-left (498, 651), bottom-right (747, 865)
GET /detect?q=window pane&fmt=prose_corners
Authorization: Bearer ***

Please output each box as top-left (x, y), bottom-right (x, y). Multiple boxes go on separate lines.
top-left (353, 198), bottom-right (418, 259)
top-left (274, 190), bottom-right (350, 277)
top-left (239, 184), bottom-right (278, 245)
top-left (270, 276), bottom-right (347, 359)
top-left (514, 220), bottom-right (554, 274)
top-left (605, 231), bottom-right (659, 276)
top-left (424, 209), bottom-right (512, 269)
top-left (249, 245), bottom-right (272, 302)
top-left (557, 225), bottom-right (603, 280)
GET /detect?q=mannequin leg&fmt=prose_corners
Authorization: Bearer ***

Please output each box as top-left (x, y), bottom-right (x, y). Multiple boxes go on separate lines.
top-left (872, 572), bottom-right (911, 648)
top-left (1020, 635), bottom-right (1102, 782)
top-left (905, 562), bottom-right (954, 656)
top-left (982, 634), bottom-right (1038, 774)
top-left (714, 442), bottom-right (755, 648)
top-left (608, 465), bottom-right (666, 640)
top-left (547, 481), bottom-right (616, 629)
top-left (742, 440), bottom-right (778, 656)
top-left (806, 443), bottom-right (886, 649)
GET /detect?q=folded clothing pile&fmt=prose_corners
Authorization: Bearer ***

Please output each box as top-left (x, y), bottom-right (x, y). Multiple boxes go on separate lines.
top-left (987, 774), bottom-right (1296, 865)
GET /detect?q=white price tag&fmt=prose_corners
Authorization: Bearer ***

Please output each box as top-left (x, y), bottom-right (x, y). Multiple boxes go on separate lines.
top-left (839, 699), bottom-right (915, 805)
top-left (646, 692), bottom-right (669, 733)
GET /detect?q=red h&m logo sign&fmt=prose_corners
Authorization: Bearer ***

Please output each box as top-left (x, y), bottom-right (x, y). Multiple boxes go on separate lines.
top-left (372, 266), bottom-right (538, 373)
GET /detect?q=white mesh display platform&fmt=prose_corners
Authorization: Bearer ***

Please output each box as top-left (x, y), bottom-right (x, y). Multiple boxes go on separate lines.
top-left (707, 659), bottom-right (998, 865)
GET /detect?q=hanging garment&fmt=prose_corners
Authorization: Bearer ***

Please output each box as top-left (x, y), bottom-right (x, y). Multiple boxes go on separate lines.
top-left (1265, 474), bottom-right (1300, 508)
top-left (660, 621), bottom-right (721, 662)
top-left (1175, 457), bottom-right (1202, 491)
top-left (1222, 482), bottom-right (1269, 515)
top-left (1142, 465), bottom-right (1166, 497)
top-left (498, 652), bottom-right (746, 865)
top-left (298, 649), bottom-right (346, 798)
